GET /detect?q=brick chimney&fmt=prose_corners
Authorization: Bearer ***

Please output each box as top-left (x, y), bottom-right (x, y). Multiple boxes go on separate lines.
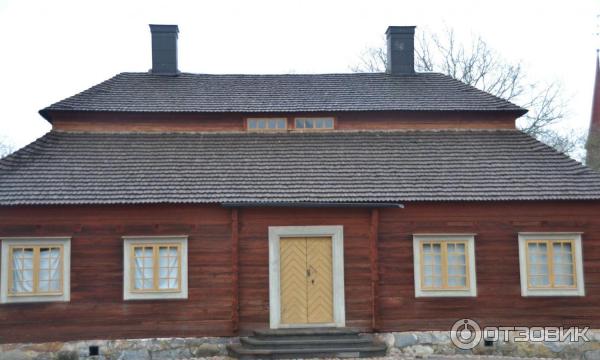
top-left (385, 26), bottom-right (416, 75)
top-left (149, 24), bottom-right (179, 76)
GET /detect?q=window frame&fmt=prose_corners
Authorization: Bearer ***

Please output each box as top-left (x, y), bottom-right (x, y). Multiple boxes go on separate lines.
top-left (294, 117), bottom-right (335, 130)
top-left (246, 117), bottom-right (288, 131)
top-left (518, 233), bottom-right (585, 297)
top-left (123, 236), bottom-right (188, 300)
top-left (412, 234), bottom-right (477, 297)
top-left (0, 237), bottom-right (71, 304)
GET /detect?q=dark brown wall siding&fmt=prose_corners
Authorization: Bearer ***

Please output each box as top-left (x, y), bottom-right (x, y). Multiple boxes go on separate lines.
top-left (0, 205), bottom-right (233, 343)
top-left (50, 111), bottom-right (516, 132)
top-left (237, 207), bottom-right (373, 332)
top-left (0, 201), bottom-right (599, 344)
top-left (377, 202), bottom-right (600, 331)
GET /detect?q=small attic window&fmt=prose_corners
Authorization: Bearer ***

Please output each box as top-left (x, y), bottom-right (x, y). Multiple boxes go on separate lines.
top-left (247, 118), bottom-right (287, 131)
top-left (295, 117), bottom-right (335, 130)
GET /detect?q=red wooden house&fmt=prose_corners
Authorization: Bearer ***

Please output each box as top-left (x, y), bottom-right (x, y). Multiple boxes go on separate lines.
top-left (1, 24), bottom-right (600, 357)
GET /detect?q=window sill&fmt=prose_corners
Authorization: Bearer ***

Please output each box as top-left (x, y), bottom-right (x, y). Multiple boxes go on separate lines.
top-left (415, 289), bottom-right (477, 298)
top-left (2, 294), bottom-right (69, 303)
top-left (124, 291), bottom-right (188, 301)
top-left (521, 288), bottom-right (585, 297)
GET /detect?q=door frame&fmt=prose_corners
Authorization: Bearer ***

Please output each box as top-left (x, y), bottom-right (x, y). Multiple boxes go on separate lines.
top-left (268, 225), bottom-right (345, 329)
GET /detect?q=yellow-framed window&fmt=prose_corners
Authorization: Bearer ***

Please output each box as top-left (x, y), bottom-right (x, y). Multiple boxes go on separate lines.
top-left (8, 245), bottom-right (64, 296)
top-left (526, 239), bottom-right (577, 289)
top-left (294, 117), bottom-right (335, 130)
top-left (130, 243), bottom-right (181, 292)
top-left (247, 118), bottom-right (287, 131)
top-left (420, 241), bottom-right (469, 290)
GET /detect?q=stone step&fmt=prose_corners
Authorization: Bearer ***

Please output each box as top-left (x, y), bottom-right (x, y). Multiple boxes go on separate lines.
top-left (253, 327), bottom-right (361, 338)
top-left (240, 336), bottom-right (373, 349)
top-left (228, 343), bottom-right (387, 359)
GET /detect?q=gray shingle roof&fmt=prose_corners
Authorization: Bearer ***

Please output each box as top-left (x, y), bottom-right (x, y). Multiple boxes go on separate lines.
top-left (1, 130), bottom-right (599, 206)
top-left (40, 72), bottom-right (526, 119)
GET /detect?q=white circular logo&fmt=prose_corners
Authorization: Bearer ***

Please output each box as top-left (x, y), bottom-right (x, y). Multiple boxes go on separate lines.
top-left (450, 318), bottom-right (482, 350)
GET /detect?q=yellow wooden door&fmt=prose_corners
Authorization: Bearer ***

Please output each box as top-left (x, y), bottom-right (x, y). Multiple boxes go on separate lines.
top-left (306, 237), bottom-right (334, 323)
top-left (280, 237), bottom-right (308, 324)
top-left (280, 237), bottom-right (333, 325)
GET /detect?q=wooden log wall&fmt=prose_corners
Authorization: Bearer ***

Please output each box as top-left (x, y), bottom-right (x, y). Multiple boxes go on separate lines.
top-left (50, 111), bottom-right (516, 132)
top-left (1, 201), bottom-right (600, 343)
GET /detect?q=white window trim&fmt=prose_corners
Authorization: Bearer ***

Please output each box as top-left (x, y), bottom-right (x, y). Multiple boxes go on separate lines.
top-left (413, 234), bottom-right (477, 298)
top-left (518, 232), bottom-right (585, 297)
top-left (123, 236), bottom-right (188, 300)
top-left (1, 237), bottom-right (71, 304)
top-left (268, 225), bottom-right (345, 329)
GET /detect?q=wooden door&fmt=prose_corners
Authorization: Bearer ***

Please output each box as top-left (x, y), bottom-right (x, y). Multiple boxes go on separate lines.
top-left (280, 237), bottom-right (333, 325)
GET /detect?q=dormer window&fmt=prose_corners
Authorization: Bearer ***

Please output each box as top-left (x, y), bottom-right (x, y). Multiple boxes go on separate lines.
top-left (295, 117), bottom-right (334, 130)
top-left (247, 118), bottom-right (287, 131)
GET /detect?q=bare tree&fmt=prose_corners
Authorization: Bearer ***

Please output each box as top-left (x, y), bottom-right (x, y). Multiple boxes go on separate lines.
top-left (0, 136), bottom-right (14, 158)
top-left (352, 28), bottom-right (581, 158)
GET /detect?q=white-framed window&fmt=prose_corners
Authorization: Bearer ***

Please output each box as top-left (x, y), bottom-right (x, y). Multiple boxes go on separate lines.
top-left (1, 237), bottom-right (71, 303)
top-left (294, 117), bottom-right (334, 130)
top-left (123, 236), bottom-right (188, 300)
top-left (518, 233), bottom-right (584, 297)
top-left (412, 234), bottom-right (477, 297)
top-left (247, 118), bottom-right (287, 131)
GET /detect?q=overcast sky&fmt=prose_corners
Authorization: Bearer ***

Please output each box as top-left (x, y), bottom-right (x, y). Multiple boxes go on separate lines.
top-left (0, 0), bottom-right (598, 148)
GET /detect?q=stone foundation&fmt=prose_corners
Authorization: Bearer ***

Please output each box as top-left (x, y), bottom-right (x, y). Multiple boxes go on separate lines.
top-left (0, 337), bottom-right (234, 360)
top-left (375, 329), bottom-right (600, 359)
top-left (3, 330), bottom-right (600, 359)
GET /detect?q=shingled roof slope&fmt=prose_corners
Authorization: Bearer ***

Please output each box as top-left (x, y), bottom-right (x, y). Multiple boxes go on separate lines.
top-left (40, 72), bottom-right (526, 119)
top-left (1, 130), bottom-right (598, 206)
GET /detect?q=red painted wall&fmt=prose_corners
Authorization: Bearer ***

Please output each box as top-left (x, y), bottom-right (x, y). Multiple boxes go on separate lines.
top-left (0, 201), bottom-right (599, 343)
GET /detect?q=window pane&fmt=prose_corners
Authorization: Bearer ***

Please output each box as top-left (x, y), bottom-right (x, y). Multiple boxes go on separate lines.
top-left (555, 275), bottom-right (574, 286)
top-left (268, 119), bottom-right (276, 129)
top-left (38, 248), bottom-right (61, 292)
top-left (325, 118), bottom-right (334, 128)
top-left (316, 119), bottom-right (324, 128)
top-left (528, 242), bottom-right (550, 287)
top-left (448, 265), bottom-right (466, 276)
top-left (248, 119), bottom-right (257, 129)
top-left (448, 276), bottom-right (466, 287)
top-left (277, 119), bottom-right (286, 129)
top-left (422, 243), bottom-right (431, 253)
top-left (158, 246), bottom-right (179, 290)
top-left (433, 264), bottom-right (442, 276)
top-left (295, 119), bottom-right (304, 129)
top-left (258, 120), bottom-right (266, 129)
top-left (305, 119), bottom-right (313, 128)
top-left (423, 265), bottom-right (433, 276)
top-left (134, 247), bottom-right (154, 290)
top-left (11, 248), bottom-right (34, 293)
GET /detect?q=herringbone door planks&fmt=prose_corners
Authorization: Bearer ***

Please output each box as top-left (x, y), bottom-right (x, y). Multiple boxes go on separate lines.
top-left (306, 237), bottom-right (334, 323)
top-left (280, 237), bottom-right (333, 325)
top-left (280, 237), bottom-right (308, 324)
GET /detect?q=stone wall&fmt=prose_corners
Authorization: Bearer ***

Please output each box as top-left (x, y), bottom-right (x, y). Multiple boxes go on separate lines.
top-left (3, 331), bottom-right (600, 359)
top-left (0, 337), bottom-right (234, 360)
top-left (375, 330), bottom-right (600, 359)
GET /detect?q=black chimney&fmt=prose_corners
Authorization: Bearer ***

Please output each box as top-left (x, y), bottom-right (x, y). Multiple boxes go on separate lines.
top-left (149, 24), bottom-right (179, 75)
top-left (385, 26), bottom-right (416, 75)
